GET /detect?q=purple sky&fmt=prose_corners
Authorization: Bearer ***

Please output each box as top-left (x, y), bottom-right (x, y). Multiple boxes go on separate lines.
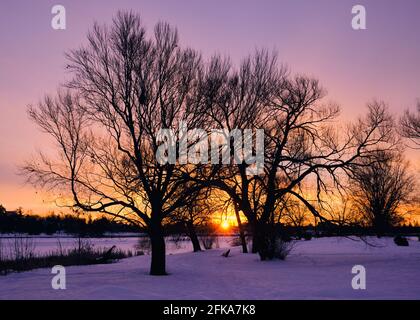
top-left (0, 0), bottom-right (419, 212)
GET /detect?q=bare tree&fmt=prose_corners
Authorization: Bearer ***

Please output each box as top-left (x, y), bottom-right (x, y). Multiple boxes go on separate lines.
top-left (195, 51), bottom-right (281, 254)
top-left (23, 12), bottom-right (207, 275)
top-left (200, 51), bottom-right (398, 258)
top-left (349, 149), bottom-right (415, 235)
top-left (170, 190), bottom-right (212, 252)
top-left (278, 195), bottom-right (310, 229)
top-left (256, 93), bottom-right (396, 258)
top-left (327, 195), bottom-right (360, 229)
top-left (401, 103), bottom-right (420, 148)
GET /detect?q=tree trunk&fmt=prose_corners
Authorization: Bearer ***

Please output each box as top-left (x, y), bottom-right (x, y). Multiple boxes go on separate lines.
top-left (239, 229), bottom-right (248, 254)
top-left (149, 221), bottom-right (167, 275)
top-left (253, 221), bottom-right (278, 261)
top-left (233, 203), bottom-right (248, 253)
top-left (251, 222), bottom-right (259, 253)
top-left (186, 222), bottom-right (202, 252)
top-left (251, 233), bottom-right (259, 254)
top-left (255, 223), bottom-right (268, 260)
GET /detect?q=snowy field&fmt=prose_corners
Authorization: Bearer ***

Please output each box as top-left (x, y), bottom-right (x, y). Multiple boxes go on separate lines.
top-left (0, 237), bottom-right (419, 300)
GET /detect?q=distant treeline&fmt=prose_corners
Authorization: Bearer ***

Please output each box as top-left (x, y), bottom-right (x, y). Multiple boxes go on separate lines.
top-left (1, 205), bottom-right (418, 237)
top-left (0, 206), bottom-right (139, 235)
top-left (282, 223), bottom-right (420, 239)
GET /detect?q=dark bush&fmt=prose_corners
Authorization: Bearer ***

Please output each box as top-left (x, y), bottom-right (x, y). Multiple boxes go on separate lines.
top-left (394, 235), bottom-right (409, 247)
top-left (273, 239), bottom-right (294, 260)
top-left (302, 233), bottom-right (312, 241)
top-left (257, 225), bottom-right (295, 261)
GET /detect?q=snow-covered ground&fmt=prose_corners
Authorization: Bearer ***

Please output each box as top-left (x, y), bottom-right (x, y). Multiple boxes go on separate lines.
top-left (0, 237), bottom-right (419, 300)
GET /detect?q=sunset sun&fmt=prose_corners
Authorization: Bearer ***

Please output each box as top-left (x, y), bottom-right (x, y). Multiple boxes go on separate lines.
top-left (221, 220), bottom-right (230, 230)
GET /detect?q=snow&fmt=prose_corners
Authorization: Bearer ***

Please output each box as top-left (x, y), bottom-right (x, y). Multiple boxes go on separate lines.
top-left (0, 237), bottom-right (419, 300)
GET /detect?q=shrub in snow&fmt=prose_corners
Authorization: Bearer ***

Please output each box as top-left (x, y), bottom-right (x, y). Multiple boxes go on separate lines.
top-left (73, 237), bottom-right (93, 256)
top-left (230, 236), bottom-right (245, 247)
top-left (10, 236), bottom-right (36, 261)
top-left (169, 234), bottom-right (185, 250)
top-left (200, 235), bottom-right (217, 250)
top-left (394, 235), bottom-right (409, 247)
top-left (273, 239), bottom-right (294, 260)
top-left (1, 238), bottom-right (132, 275)
top-left (136, 237), bottom-right (151, 254)
top-left (258, 232), bottom-right (295, 261)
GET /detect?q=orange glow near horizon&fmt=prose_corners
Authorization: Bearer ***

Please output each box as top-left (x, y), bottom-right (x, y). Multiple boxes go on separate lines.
top-left (221, 220), bottom-right (230, 230)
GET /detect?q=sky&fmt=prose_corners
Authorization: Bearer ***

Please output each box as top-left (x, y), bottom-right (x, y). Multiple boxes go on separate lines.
top-left (0, 0), bottom-right (419, 213)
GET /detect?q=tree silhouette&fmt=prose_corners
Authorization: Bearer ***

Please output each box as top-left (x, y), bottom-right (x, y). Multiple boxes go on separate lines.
top-left (349, 149), bottom-right (415, 235)
top-left (170, 189), bottom-right (214, 252)
top-left (401, 103), bottom-right (420, 148)
top-left (199, 52), bottom-right (398, 258)
top-left (24, 12), bottom-right (207, 275)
